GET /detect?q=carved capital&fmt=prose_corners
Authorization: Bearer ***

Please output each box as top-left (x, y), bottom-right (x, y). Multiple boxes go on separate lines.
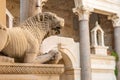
top-left (108, 14), bottom-right (120, 27)
top-left (73, 6), bottom-right (93, 20)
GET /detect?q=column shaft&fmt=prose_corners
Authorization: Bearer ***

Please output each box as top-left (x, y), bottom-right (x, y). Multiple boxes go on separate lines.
top-left (20, 0), bottom-right (46, 23)
top-left (20, 0), bottom-right (29, 23)
top-left (114, 27), bottom-right (120, 80)
top-left (79, 20), bottom-right (91, 80)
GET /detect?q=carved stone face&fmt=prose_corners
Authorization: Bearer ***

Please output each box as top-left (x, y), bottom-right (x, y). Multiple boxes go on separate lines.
top-left (51, 16), bottom-right (64, 35)
top-left (0, 25), bottom-right (8, 51)
top-left (43, 12), bottom-right (64, 35)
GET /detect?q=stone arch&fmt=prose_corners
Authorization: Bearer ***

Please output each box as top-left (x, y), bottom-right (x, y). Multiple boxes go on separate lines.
top-left (42, 1), bottom-right (80, 80)
top-left (59, 48), bottom-right (78, 68)
top-left (59, 48), bottom-right (80, 80)
top-left (59, 50), bottom-right (74, 80)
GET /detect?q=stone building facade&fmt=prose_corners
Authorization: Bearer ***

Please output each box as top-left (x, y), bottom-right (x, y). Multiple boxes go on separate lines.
top-left (6, 0), bottom-right (114, 49)
top-left (0, 0), bottom-right (120, 80)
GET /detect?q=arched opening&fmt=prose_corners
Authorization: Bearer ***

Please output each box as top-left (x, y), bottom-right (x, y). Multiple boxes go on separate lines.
top-left (43, 1), bottom-right (80, 80)
top-left (60, 53), bottom-right (73, 80)
top-left (59, 49), bottom-right (80, 80)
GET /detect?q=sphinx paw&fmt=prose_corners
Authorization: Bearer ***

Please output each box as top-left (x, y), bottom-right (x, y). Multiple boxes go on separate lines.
top-left (53, 51), bottom-right (62, 64)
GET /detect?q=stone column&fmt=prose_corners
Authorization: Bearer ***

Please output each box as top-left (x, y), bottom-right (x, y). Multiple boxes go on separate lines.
top-left (0, 0), bottom-right (6, 25)
top-left (109, 14), bottom-right (120, 80)
top-left (20, 0), bottom-right (47, 23)
top-left (28, 0), bottom-right (47, 17)
top-left (73, 6), bottom-right (93, 80)
top-left (28, 0), bottom-right (38, 17)
top-left (20, 0), bottom-right (29, 23)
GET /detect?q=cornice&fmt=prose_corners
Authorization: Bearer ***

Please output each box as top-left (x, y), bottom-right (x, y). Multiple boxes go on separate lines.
top-left (73, 6), bottom-right (94, 20)
top-left (108, 14), bottom-right (120, 27)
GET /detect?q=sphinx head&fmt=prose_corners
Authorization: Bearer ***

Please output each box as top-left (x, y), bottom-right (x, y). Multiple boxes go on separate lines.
top-left (37, 12), bottom-right (64, 35)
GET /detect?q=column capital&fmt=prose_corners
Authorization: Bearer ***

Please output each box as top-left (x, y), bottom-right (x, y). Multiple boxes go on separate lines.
top-left (108, 14), bottom-right (120, 27)
top-left (73, 6), bottom-right (94, 20)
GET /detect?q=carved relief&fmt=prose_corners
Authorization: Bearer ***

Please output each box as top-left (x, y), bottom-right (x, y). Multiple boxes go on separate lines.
top-left (0, 12), bottom-right (64, 64)
top-left (91, 22), bottom-right (108, 56)
top-left (108, 14), bottom-right (120, 27)
top-left (73, 6), bottom-right (93, 20)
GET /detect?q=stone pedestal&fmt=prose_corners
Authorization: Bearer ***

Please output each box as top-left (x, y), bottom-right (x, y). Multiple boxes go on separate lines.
top-left (0, 63), bottom-right (64, 80)
top-left (91, 46), bottom-right (108, 56)
top-left (65, 68), bottom-right (81, 80)
top-left (91, 54), bottom-right (116, 80)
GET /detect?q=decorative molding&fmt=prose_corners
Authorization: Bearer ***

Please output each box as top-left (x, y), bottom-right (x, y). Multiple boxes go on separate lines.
top-left (0, 63), bottom-right (64, 74)
top-left (108, 14), bottom-right (120, 27)
top-left (91, 54), bottom-right (115, 60)
top-left (92, 68), bottom-right (114, 73)
top-left (73, 6), bottom-right (94, 20)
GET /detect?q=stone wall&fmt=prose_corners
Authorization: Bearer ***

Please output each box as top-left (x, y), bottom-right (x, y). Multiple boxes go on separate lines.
top-left (0, 0), bottom-right (6, 25)
top-left (6, 0), bottom-right (20, 27)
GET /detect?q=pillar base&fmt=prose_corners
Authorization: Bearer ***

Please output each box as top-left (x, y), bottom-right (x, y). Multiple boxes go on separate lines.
top-left (91, 54), bottom-right (116, 80)
top-left (91, 46), bottom-right (108, 56)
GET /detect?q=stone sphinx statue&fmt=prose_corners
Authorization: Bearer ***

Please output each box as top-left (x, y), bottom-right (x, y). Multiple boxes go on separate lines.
top-left (0, 12), bottom-right (64, 63)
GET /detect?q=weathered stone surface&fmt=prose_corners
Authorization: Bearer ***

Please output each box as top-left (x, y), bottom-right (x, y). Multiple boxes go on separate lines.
top-left (6, 0), bottom-right (20, 27)
top-left (42, 0), bottom-right (80, 42)
top-left (0, 12), bottom-right (64, 64)
top-left (6, 0), bottom-right (114, 48)
top-left (0, 0), bottom-right (6, 25)
top-left (91, 54), bottom-right (116, 80)
top-left (0, 63), bottom-right (64, 80)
